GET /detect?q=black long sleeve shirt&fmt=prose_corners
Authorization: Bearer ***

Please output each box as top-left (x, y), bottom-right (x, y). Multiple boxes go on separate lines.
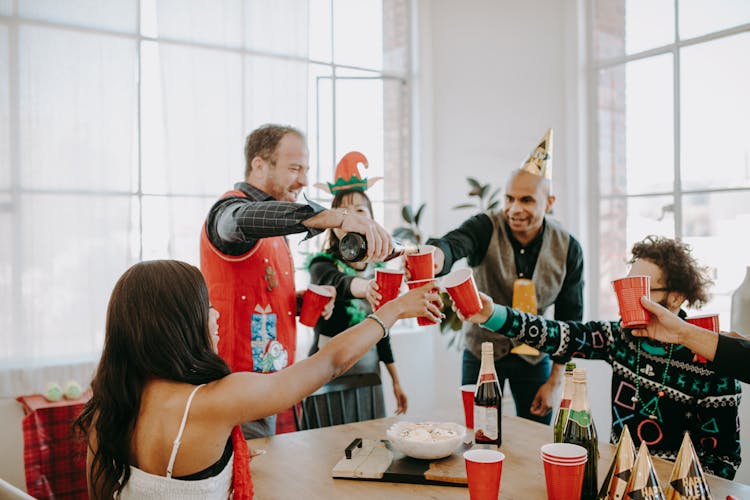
top-left (205, 182), bottom-right (324, 256)
top-left (427, 212), bottom-right (584, 321)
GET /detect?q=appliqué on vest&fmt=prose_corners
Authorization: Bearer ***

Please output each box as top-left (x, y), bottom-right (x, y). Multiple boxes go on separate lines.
top-left (251, 304), bottom-right (289, 373)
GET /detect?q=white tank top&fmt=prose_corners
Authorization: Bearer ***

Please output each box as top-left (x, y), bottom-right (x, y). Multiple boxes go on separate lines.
top-left (118, 384), bottom-right (233, 499)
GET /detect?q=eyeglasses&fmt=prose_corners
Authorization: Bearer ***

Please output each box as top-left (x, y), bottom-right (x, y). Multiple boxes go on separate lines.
top-left (650, 287), bottom-right (669, 293)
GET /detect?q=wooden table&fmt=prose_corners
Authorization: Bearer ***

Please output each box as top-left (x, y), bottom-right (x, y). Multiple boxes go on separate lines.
top-left (248, 414), bottom-right (750, 499)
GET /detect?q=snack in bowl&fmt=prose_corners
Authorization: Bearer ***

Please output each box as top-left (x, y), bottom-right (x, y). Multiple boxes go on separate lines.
top-left (386, 421), bottom-right (466, 460)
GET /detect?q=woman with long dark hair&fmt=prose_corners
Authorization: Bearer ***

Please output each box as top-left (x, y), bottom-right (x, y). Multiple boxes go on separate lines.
top-left (75, 260), bottom-right (440, 498)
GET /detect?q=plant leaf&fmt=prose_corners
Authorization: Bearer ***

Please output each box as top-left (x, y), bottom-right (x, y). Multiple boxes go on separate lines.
top-left (401, 205), bottom-right (414, 223)
top-left (466, 177), bottom-right (482, 190)
top-left (479, 185), bottom-right (489, 199)
top-left (414, 203), bottom-right (426, 225)
top-left (452, 203), bottom-right (476, 210)
top-left (488, 187), bottom-right (502, 203)
top-left (392, 227), bottom-right (418, 243)
top-left (486, 200), bottom-right (500, 211)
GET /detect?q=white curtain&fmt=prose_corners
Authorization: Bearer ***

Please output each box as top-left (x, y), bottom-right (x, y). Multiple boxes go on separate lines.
top-left (0, 0), bottom-right (309, 396)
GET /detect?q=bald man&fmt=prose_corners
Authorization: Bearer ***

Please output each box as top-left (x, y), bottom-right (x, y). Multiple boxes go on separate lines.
top-left (428, 169), bottom-right (584, 425)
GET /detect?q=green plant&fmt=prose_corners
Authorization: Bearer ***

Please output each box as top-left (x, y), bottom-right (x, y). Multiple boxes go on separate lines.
top-left (453, 177), bottom-right (501, 212)
top-left (392, 203), bottom-right (426, 244)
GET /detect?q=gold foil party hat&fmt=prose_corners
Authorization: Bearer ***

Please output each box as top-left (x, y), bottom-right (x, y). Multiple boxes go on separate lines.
top-left (664, 432), bottom-right (712, 500)
top-left (599, 425), bottom-right (638, 500)
top-left (624, 442), bottom-right (666, 500)
top-left (519, 128), bottom-right (553, 180)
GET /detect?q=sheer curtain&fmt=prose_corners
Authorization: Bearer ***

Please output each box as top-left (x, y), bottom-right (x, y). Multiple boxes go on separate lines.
top-left (0, 0), bottom-right (309, 396)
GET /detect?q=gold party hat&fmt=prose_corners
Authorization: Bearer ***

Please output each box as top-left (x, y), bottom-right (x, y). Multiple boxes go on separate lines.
top-left (624, 442), bottom-right (666, 500)
top-left (519, 128), bottom-right (553, 180)
top-left (598, 426), bottom-right (637, 499)
top-left (664, 432), bottom-right (712, 500)
top-left (510, 279), bottom-right (540, 356)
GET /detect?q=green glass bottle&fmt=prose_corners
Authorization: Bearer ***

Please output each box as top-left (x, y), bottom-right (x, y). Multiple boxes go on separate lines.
top-left (553, 362), bottom-right (576, 443)
top-left (562, 368), bottom-right (599, 500)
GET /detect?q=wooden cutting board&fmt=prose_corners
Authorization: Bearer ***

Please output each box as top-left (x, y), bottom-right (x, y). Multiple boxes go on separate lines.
top-left (331, 438), bottom-right (470, 487)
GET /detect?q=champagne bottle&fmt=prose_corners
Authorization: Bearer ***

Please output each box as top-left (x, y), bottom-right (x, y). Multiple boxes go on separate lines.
top-left (562, 368), bottom-right (599, 500)
top-left (553, 362), bottom-right (576, 443)
top-left (473, 342), bottom-right (502, 446)
top-left (339, 232), bottom-right (417, 263)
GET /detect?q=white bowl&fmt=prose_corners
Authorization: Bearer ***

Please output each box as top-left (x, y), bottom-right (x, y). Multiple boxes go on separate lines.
top-left (386, 421), bottom-right (466, 460)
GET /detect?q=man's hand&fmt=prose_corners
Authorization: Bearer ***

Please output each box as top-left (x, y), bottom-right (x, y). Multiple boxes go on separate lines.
top-left (340, 213), bottom-right (393, 262)
top-left (630, 297), bottom-right (683, 344)
top-left (530, 378), bottom-right (558, 417)
top-left (454, 292), bottom-right (494, 324)
top-left (319, 285), bottom-right (336, 320)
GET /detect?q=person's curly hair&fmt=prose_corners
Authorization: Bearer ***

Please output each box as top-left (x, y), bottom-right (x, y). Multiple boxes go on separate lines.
top-left (628, 235), bottom-right (713, 308)
top-left (244, 124), bottom-right (305, 178)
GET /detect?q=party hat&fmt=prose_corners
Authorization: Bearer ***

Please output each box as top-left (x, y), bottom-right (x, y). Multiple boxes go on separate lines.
top-left (510, 278), bottom-right (540, 356)
top-left (519, 128), bottom-right (553, 180)
top-left (314, 151), bottom-right (382, 194)
top-left (598, 425), bottom-right (637, 499)
top-left (624, 442), bottom-right (666, 500)
top-left (664, 432), bottom-right (712, 500)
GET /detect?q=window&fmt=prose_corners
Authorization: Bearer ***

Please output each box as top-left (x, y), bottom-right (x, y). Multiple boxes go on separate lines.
top-left (591, 0), bottom-right (750, 326)
top-left (0, 0), bottom-right (411, 375)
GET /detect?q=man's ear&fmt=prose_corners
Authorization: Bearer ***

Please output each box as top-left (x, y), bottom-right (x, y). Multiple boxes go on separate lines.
top-left (251, 156), bottom-right (268, 174)
top-left (667, 291), bottom-right (686, 311)
top-left (545, 195), bottom-right (557, 214)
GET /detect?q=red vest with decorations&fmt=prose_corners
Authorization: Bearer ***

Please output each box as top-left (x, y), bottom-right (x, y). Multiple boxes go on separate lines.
top-left (200, 190), bottom-right (296, 373)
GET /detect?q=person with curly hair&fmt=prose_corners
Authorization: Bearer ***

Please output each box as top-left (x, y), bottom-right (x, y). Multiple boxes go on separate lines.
top-left (74, 260), bottom-right (441, 499)
top-left (459, 235), bottom-right (741, 479)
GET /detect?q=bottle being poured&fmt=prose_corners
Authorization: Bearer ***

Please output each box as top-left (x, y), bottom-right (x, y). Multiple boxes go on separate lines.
top-left (339, 232), bottom-right (419, 263)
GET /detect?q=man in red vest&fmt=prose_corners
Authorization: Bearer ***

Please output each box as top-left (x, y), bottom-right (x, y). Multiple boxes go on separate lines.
top-left (200, 124), bottom-right (392, 438)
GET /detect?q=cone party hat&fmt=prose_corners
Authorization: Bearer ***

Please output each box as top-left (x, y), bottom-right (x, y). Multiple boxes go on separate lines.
top-left (314, 151), bottom-right (382, 194)
top-left (598, 425), bottom-right (638, 500)
top-left (623, 442), bottom-right (666, 500)
top-left (664, 432), bottom-right (712, 500)
top-left (519, 128), bottom-right (553, 180)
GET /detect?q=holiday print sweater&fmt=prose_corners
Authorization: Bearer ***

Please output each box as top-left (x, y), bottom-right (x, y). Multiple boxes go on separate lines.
top-left (485, 306), bottom-right (741, 479)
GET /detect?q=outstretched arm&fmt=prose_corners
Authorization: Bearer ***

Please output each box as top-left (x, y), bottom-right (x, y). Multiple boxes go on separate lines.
top-left (208, 283), bottom-right (443, 426)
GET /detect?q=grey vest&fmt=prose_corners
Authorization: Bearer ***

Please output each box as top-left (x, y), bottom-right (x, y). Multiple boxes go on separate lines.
top-left (466, 212), bottom-right (570, 364)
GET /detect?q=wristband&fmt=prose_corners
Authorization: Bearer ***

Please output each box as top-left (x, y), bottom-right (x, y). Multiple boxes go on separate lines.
top-left (367, 313), bottom-right (389, 338)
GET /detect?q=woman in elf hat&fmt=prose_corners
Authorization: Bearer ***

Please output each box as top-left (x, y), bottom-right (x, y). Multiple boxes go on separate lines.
top-left (75, 259), bottom-right (440, 499)
top-left (308, 152), bottom-right (409, 416)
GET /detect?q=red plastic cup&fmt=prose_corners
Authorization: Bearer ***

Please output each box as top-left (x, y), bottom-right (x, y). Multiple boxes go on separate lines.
top-left (542, 457), bottom-right (586, 500)
top-left (406, 278), bottom-right (440, 326)
top-left (612, 276), bottom-right (651, 328)
top-left (464, 449), bottom-right (505, 500)
top-left (686, 314), bottom-right (719, 363)
top-left (442, 268), bottom-right (482, 317)
top-left (405, 245), bottom-right (436, 281)
top-left (299, 285), bottom-right (333, 327)
top-left (461, 384), bottom-right (476, 429)
top-left (686, 314), bottom-right (720, 332)
top-left (375, 269), bottom-right (404, 310)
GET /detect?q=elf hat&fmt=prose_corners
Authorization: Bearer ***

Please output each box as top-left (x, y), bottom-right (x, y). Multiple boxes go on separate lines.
top-left (314, 151), bottom-right (382, 194)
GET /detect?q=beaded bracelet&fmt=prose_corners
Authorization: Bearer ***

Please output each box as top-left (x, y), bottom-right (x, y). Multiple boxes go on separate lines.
top-left (367, 313), bottom-right (389, 338)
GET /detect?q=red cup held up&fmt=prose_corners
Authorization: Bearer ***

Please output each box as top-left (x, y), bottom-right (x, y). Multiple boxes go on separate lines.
top-left (442, 268), bottom-right (482, 318)
top-left (406, 278), bottom-right (440, 326)
top-left (686, 314), bottom-right (719, 363)
top-left (375, 269), bottom-right (404, 310)
top-left (299, 285), bottom-right (333, 327)
top-left (612, 275), bottom-right (651, 328)
top-left (405, 245), bottom-right (436, 281)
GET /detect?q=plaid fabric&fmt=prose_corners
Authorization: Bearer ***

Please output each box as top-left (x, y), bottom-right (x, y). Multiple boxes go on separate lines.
top-left (17, 393), bottom-right (91, 499)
